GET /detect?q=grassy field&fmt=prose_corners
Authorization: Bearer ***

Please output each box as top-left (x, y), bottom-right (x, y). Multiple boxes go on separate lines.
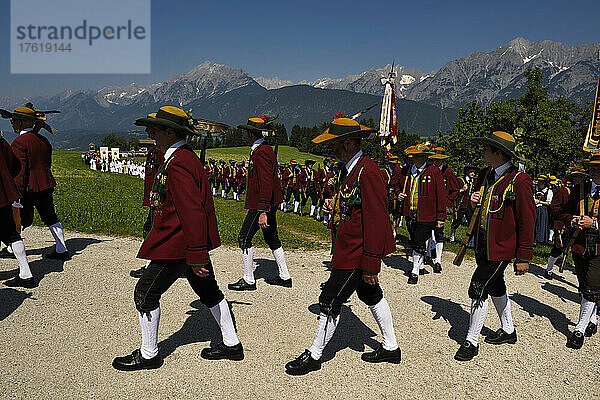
top-left (39, 150), bottom-right (330, 249)
top-left (202, 145), bottom-right (325, 165)
top-left (34, 148), bottom-right (559, 263)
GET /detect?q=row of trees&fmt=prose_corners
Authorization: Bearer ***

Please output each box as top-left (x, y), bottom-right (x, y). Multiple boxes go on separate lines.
top-left (101, 134), bottom-right (141, 151)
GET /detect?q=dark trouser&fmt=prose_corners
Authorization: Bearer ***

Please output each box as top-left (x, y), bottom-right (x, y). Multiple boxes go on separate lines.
top-left (134, 259), bottom-right (224, 313)
top-left (572, 253), bottom-right (600, 303)
top-left (302, 188), bottom-right (318, 207)
top-left (142, 209), bottom-right (152, 239)
top-left (433, 225), bottom-right (444, 243)
top-left (451, 208), bottom-right (469, 230)
top-left (291, 188), bottom-right (301, 203)
top-left (550, 244), bottom-right (563, 258)
top-left (0, 205), bottom-right (22, 246)
top-left (21, 188), bottom-right (60, 228)
top-left (407, 218), bottom-right (435, 255)
top-left (319, 268), bottom-right (383, 317)
top-left (468, 252), bottom-right (510, 300)
top-left (238, 208), bottom-right (282, 250)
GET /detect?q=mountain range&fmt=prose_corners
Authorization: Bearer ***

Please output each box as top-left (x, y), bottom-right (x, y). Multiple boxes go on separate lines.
top-left (0, 37), bottom-right (598, 149)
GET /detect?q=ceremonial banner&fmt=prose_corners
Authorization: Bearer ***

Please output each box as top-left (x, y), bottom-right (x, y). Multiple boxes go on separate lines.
top-left (111, 148), bottom-right (120, 160)
top-left (379, 65), bottom-right (397, 151)
top-left (100, 147), bottom-right (109, 160)
top-left (584, 62), bottom-right (600, 152)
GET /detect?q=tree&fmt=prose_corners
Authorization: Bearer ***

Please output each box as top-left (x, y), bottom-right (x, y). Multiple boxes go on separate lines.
top-left (128, 138), bottom-right (140, 151)
top-left (101, 133), bottom-right (127, 150)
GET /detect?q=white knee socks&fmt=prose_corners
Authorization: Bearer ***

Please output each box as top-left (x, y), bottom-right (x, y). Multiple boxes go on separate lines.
top-left (294, 201), bottom-right (299, 213)
top-left (546, 256), bottom-right (557, 272)
top-left (412, 251), bottom-right (424, 275)
top-left (210, 299), bottom-right (240, 347)
top-left (590, 303), bottom-right (598, 325)
top-left (12, 240), bottom-right (32, 279)
top-left (272, 247), bottom-right (291, 280)
top-left (241, 248), bottom-right (255, 284)
top-left (49, 222), bottom-right (67, 253)
top-left (491, 294), bottom-right (515, 334)
top-left (139, 307), bottom-right (161, 359)
top-left (435, 242), bottom-right (444, 264)
top-left (369, 298), bottom-right (399, 351)
top-left (466, 299), bottom-right (488, 346)
top-left (575, 297), bottom-right (596, 333)
top-left (308, 313), bottom-right (340, 360)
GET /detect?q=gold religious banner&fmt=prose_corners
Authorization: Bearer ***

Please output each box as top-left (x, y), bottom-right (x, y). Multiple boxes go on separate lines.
top-left (583, 48), bottom-right (600, 152)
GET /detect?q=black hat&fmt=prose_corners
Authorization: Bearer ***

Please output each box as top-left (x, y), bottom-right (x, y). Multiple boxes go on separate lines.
top-left (135, 106), bottom-right (198, 135)
top-left (473, 131), bottom-right (523, 162)
top-left (312, 115), bottom-right (377, 144)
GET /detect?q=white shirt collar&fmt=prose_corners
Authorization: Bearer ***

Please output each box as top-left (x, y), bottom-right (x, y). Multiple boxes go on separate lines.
top-left (411, 162), bottom-right (427, 176)
top-left (163, 140), bottom-right (186, 161)
top-left (345, 150), bottom-right (363, 175)
top-left (19, 128), bottom-right (33, 135)
top-left (251, 138), bottom-right (264, 153)
top-left (494, 161), bottom-right (512, 180)
top-left (591, 181), bottom-right (599, 196)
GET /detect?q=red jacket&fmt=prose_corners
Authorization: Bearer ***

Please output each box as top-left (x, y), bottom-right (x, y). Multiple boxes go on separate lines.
top-left (143, 147), bottom-right (163, 207)
top-left (441, 165), bottom-right (461, 207)
top-left (138, 146), bottom-right (221, 265)
top-left (473, 166), bottom-right (535, 262)
top-left (245, 143), bottom-right (282, 211)
top-left (394, 164), bottom-right (447, 222)
top-left (332, 155), bottom-right (395, 273)
top-left (282, 167), bottom-right (293, 189)
top-left (0, 137), bottom-right (22, 208)
top-left (548, 186), bottom-right (569, 230)
top-left (11, 130), bottom-right (56, 193)
top-left (456, 176), bottom-right (476, 210)
top-left (296, 169), bottom-right (308, 191)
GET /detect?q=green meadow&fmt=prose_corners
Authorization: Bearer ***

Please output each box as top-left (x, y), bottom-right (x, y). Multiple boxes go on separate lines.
top-left (34, 147), bottom-right (557, 264)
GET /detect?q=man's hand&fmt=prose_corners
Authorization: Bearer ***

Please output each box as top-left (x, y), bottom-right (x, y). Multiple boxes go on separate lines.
top-left (514, 262), bottom-right (529, 275)
top-left (397, 192), bottom-right (407, 201)
top-left (577, 215), bottom-right (595, 229)
top-left (323, 198), bottom-right (333, 213)
top-left (437, 220), bottom-right (445, 229)
top-left (258, 212), bottom-right (269, 229)
top-left (362, 271), bottom-right (379, 285)
top-left (470, 191), bottom-right (481, 204)
top-left (191, 265), bottom-right (209, 278)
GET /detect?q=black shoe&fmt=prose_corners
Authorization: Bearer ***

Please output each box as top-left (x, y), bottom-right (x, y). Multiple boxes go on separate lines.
top-left (228, 278), bottom-right (257, 291)
top-left (265, 276), bottom-right (292, 288)
top-left (566, 331), bottom-right (584, 349)
top-left (4, 276), bottom-right (35, 289)
top-left (544, 270), bottom-right (553, 280)
top-left (201, 342), bottom-right (244, 361)
top-left (419, 268), bottom-right (428, 275)
top-left (130, 266), bottom-right (146, 278)
top-left (408, 274), bottom-right (418, 285)
top-left (433, 262), bottom-right (442, 273)
top-left (112, 349), bottom-right (163, 371)
top-left (285, 350), bottom-right (321, 375)
top-left (361, 344), bottom-right (401, 364)
top-left (45, 250), bottom-right (71, 261)
top-left (0, 248), bottom-right (15, 259)
top-left (585, 322), bottom-right (597, 337)
top-left (484, 328), bottom-right (517, 345)
top-left (454, 341), bottom-right (479, 361)
top-left (424, 256), bottom-right (432, 265)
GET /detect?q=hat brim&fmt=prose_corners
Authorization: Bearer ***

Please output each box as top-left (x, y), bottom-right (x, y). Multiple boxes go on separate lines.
top-left (0, 109), bottom-right (39, 121)
top-left (429, 154), bottom-right (450, 159)
top-left (312, 126), bottom-right (377, 144)
top-left (135, 117), bottom-right (198, 135)
top-left (238, 124), bottom-right (275, 134)
top-left (473, 137), bottom-right (524, 162)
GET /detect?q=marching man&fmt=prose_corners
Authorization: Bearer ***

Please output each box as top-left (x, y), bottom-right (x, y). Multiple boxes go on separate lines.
top-left (286, 114), bottom-right (399, 375)
top-left (228, 115), bottom-right (292, 291)
top-left (113, 106), bottom-right (243, 371)
top-left (454, 131), bottom-right (534, 361)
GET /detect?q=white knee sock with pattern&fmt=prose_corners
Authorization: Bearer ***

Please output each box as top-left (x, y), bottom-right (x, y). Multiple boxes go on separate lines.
top-left (412, 251), bottom-right (423, 275)
top-left (308, 313), bottom-right (340, 360)
top-left (210, 299), bottom-right (240, 346)
top-left (491, 294), bottom-right (515, 334)
top-left (575, 297), bottom-right (596, 333)
top-left (241, 247), bottom-right (255, 284)
top-left (12, 240), bottom-right (32, 279)
top-left (49, 222), bottom-right (67, 253)
top-left (272, 247), bottom-right (290, 280)
top-left (466, 299), bottom-right (488, 346)
top-left (369, 298), bottom-right (399, 351)
top-left (139, 307), bottom-right (160, 359)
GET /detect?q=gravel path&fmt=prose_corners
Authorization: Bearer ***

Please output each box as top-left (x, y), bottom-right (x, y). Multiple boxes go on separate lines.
top-left (0, 227), bottom-right (598, 399)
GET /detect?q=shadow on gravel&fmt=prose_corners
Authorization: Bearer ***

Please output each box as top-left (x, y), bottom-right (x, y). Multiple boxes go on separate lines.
top-left (0, 288), bottom-right (34, 321)
top-left (528, 263), bottom-right (577, 289)
top-left (254, 258), bottom-right (278, 280)
top-left (307, 303), bottom-right (379, 363)
top-left (421, 296), bottom-right (494, 345)
top-left (25, 237), bottom-right (107, 257)
top-left (540, 282), bottom-right (580, 304)
top-left (382, 254), bottom-right (412, 275)
top-left (510, 293), bottom-right (573, 338)
top-left (159, 299), bottom-right (245, 358)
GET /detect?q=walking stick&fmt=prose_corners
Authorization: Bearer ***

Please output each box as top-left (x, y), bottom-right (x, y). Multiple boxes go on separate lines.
top-left (559, 185), bottom-right (585, 272)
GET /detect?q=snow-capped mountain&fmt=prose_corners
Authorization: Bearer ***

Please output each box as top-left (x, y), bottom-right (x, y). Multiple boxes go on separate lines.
top-left (254, 76), bottom-right (294, 90)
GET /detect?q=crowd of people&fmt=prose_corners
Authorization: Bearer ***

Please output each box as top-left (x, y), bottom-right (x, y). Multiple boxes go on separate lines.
top-left (1, 104), bottom-right (598, 378)
top-left (81, 151), bottom-right (148, 179)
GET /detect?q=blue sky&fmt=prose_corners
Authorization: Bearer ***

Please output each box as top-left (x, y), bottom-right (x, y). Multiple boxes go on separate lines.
top-left (1, 0), bottom-right (599, 97)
